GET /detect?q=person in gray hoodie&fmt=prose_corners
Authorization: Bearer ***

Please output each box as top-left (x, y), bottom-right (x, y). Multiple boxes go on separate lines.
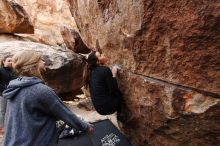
top-left (2, 50), bottom-right (93, 146)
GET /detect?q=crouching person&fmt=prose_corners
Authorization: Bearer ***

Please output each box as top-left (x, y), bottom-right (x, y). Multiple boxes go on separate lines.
top-left (2, 50), bottom-right (93, 146)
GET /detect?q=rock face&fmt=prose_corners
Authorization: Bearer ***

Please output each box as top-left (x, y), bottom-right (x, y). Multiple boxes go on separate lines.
top-left (0, 41), bottom-right (84, 95)
top-left (68, 0), bottom-right (220, 95)
top-left (0, 0), bottom-right (34, 33)
top-left (118, 71), bottom-right (220, 146)
top-left (13, 0), bottom-right (77, 47)
top-left (68, 0), bottom-right (220, 145)
top-left (60, 26), bottom-right (90, 53)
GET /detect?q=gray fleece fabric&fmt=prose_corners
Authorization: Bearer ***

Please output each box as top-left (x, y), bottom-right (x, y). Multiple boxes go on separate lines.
top-left (2, 77), bottom-right (88, 146)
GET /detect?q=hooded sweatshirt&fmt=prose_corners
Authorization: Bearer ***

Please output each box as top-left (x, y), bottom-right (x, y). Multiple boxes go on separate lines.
top-left (2, 77), bottom-right (88, 146)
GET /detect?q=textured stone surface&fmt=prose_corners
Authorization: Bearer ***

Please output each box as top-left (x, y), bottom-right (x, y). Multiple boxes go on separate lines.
top-left (60, 25), bottom-right (90, 53)
top-left (0, 41), bottom-right (84, 94)
top-left (0, 0), bottom-right (34, 33)
top-left (13, 0), bottom-right (77, 47)
top-left (118, 70), bottom-right (220, 146)
top-left (68, 0), bottom-right (220, 95)
top-left (68, 0), bottom-right (220, 145)
top-left (0, 34), bottom-right (25, 42)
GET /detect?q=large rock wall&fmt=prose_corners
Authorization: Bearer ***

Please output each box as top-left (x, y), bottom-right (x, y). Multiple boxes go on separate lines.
top-left (68, 0), bottom-right (220, 145)
top-left (118, 70), bottom-right (220, 146)
top-left (68, 0), bottom-right (220, 95)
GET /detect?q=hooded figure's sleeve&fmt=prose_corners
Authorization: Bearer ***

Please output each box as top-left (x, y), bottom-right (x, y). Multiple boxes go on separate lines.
top-left (39, 86), bottom-right (89, 132)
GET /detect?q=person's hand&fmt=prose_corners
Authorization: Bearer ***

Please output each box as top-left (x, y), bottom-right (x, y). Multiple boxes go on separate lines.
top-left (111, 66), bottom-right (118, 77)
top-left (87, 124), bottom-right (94, 135)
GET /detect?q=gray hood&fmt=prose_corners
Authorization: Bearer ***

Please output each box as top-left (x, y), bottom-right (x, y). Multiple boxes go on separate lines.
top-left (3, 77), bottom-right (43, 99)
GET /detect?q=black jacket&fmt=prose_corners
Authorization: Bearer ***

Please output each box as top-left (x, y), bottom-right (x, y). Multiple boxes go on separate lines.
top-left (0, 67), bottom-right (17, 95)
top-left (89, 66), bottom-right (121, 108)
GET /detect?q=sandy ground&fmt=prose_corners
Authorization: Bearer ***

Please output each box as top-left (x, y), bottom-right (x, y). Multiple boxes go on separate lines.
top-left (0, 99), bottom-right (118, 145)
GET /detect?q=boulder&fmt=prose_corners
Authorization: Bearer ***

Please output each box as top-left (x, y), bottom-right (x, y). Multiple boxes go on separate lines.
top-left (0, 41), bottom-right (85, 95)
top-left (0, 0), bottom-right (34, 34)
top-left (68, 0), bottom-right (220, 95)
top-left (118, 70), bottom-right (220, 146)
top-left (0, 34), bottom-right (25, 42)
top-left (68, 0), bottom-right (220, 145)
top-left (14, 0), bottom-right (77, 47)
top-left (60, 25), bottom-right (90, 53)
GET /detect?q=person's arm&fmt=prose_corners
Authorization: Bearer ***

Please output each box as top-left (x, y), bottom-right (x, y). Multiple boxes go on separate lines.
top-left (105, 67), bottom-right (119, 94)
top-left (39, 86), bottom-right (90, 132)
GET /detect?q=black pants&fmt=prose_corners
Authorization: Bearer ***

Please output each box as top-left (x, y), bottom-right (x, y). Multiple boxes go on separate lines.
top-left (94, 96), bottom-right (122, 115)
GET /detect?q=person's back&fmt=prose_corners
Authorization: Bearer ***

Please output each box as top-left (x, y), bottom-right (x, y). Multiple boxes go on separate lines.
top-left (84, 51), bottom-right (122, 115)
top-left (3, 77), bottom-right (59, 146)
top-left (89, 66), bottom-right (114, 105)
